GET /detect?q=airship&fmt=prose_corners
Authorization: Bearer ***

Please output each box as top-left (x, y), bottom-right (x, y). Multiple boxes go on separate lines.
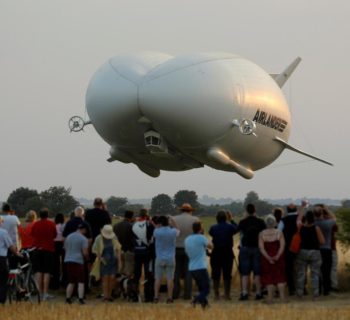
top-left (69, 52), bottom-right (332, 179)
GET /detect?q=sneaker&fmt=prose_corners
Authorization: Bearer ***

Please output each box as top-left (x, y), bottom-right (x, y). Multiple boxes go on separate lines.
top-left (153, 298), bottom-right (159, 304)
top-left (255, 293), bottom-right (263, 300)
top-left (42, 293), bottom-right (54, 300)
top-left (78, 298), bottom-right (86, 305)
top-left (66, 298), bottom-right (73, 304)
top-left (239, 293), bottom-right (249, 301)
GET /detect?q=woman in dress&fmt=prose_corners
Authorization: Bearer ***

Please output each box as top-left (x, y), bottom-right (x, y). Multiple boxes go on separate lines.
top-left (259, 214), bottom-right (286, 303)
top-left (92, 224), bottom-right (120, 302)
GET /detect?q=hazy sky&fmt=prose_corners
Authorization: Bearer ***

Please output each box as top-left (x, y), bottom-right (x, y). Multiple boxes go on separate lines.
top-left (1, 1), bottom-right (349, 202)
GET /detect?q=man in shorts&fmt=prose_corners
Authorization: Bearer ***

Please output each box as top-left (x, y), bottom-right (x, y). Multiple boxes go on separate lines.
top-left (238, 204), bottom-right (266, 301)
top-left (153, 215), bottom-right (179, 303)
top-left (31, 208), bottom-right (57, 301)
top-left (64, 223), bottom-right (89, 304)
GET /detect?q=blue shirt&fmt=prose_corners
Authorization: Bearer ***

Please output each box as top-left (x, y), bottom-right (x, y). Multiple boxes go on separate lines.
top-left (64, 231), bottom-right (88, 265)
top-left (185, 234), bottom-right (208, 271)
top-left (154, 227), bottom-right (179, 261)
top-left (0, 228), bottom-right (13, 257)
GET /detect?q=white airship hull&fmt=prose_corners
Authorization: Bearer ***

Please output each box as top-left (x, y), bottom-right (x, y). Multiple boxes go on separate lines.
top-left (81, 52), bottom-right (330, 178)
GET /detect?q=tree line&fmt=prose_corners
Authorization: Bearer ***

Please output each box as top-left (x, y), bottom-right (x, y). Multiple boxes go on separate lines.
top-left (5, 187), bottom-right (276, 218)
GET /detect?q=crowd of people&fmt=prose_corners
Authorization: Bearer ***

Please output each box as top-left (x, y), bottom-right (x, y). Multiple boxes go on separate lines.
top-left (0, 198), bottom-right (339, 307)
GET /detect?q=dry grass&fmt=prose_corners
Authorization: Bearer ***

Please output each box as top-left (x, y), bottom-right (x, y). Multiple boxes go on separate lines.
top-left (2, 300), bottom-right (350, 320)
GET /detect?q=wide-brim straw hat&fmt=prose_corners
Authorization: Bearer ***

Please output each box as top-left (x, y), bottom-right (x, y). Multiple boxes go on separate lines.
top-left (101, 224), bottom-right (115, 239)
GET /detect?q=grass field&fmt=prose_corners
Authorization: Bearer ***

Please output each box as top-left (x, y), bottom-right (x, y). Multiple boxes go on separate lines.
top-left (2, 298), bottom-right (350, 320)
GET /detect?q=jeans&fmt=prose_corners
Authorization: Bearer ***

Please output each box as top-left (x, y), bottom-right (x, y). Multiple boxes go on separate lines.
top-left (320, 248), bottom-right (332, 295)
top-left (190, 269), bottom-right (210, 305)
top-left (296, 249), bottom-right (322, 297)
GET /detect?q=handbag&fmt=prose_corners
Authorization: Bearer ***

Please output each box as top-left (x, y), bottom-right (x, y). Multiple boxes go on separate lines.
top-left (289, 228), bottom-right (301, 253)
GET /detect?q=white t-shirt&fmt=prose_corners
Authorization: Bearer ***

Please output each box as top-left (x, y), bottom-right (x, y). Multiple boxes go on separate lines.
top-left (0, 214), bottom-right (20, 247)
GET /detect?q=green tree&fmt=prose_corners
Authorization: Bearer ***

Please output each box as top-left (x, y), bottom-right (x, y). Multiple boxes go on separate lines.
top-left (243, 191), bottom-right (273, 216)
top-left (106, 196), bottom-right (128, 215)
top-left (243, 191), bottom-right (259, 208)
top-left (336, 208), bottom-right (350, 246)
top-left (150, 194), bottom-right (175, 216)
top-left (40, 186), bottom-right (79, 215)
top-left (7, 187), bottom-right (41, 217)
top-left (174, 190), bottom-right (199, 210)
top-left (341, 199), bottom-right (350, 208)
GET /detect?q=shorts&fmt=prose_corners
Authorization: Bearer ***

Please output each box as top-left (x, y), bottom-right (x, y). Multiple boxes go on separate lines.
top-left (239, 247), bottom-right (261, 276)
top-left (32, 250), bottom-right (54, 274)
top-left (155, 259), bottom-right (175, 280)
top-left (66, 262), bottom-right (85, 283)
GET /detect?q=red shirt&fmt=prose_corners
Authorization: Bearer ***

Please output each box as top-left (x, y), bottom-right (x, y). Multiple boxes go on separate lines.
top-left (31, 219), bottom-right (57, 252)
top-left (18, 222), bottom-right (36, 249)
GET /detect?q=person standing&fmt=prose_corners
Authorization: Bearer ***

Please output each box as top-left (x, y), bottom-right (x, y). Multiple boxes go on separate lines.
top-left (92, 225), bottom-right (121, 302)
top-left (64, 223), bottom-right (89, 304)
top-left (153, 215), bottom-right (179, 303)
top-left (31, 208), bottom-right (57, 301)
top-left (237, 203), bottom-right (266, 301)
top-left (295, 209), bottom-right (325, 298)
top-left (52, 213), bottom-right (65, 290)
top-left (185, 222), bottom-right (212, 309)
top-left (132, 209), bottom-right (154, 302)
top-left (113, 210), bottom-right (135, 277)
top-left (85, 198), bottom-right (111, 242)
top-left (1, 203), bottom-right (20, 268)
top-left (209, 210), bottom-right (237, 300)
top-left (0, 216), bottom-right (21, 304)
top-left (172, 203), bottom-right (199, 300)
top-left (278, 203), bottom-right (299, 296)
top-left (259, 215), bottom-right (286, 303)
top-left (18, 210), bottom-right (37, 249)
top-left (314, 204), bottom-right (336, 296)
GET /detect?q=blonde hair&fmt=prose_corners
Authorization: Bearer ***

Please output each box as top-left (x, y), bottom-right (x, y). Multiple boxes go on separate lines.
top-left (25, 210), bottom-right (37, 222)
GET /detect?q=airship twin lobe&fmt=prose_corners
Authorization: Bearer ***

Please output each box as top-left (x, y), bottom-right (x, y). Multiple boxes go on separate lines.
top-left (69, 52), bottom-right (332, 179)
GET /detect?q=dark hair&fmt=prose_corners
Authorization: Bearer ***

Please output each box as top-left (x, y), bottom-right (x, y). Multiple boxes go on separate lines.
top-left (93, 197), bottom-right (103, 207)
top-left (39, 208), bottom-right (49, 219)
top-left (216, 210), bottom-right (227, 223)
top-left (139, 208), bottom-right (148, 218)
top-left (55, 213), bottom-right (64, 224)
top-left (152, 215), bottom-right (160, 225)
top-left (192, 222), bottom-right (202, 234)
top-left (124, 210), bottom-right (134, 220)
top-left (286, 205), bottom-right (297, 213)
top-left (273, 208), bottom-right (283, 223)
top-left (246, 204), bottom-right (256, 215)
top-left (305, 210), bottom-right (315, 224)
top-left (158, 215), bottom-right (169, 227)
top-left (313, 204), bottom-right (325, 218)
top-left (2, 203), bottom-right (11, 212)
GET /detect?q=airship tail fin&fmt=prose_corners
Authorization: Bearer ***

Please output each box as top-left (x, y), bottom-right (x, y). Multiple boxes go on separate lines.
top-left (274, 136), bottom-right (333, 166)
top-left (271, 57), bottom-right (302, 88)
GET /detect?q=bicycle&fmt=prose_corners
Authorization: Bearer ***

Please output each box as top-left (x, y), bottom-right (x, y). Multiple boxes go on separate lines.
top-left (7, 248), bottom-right (40, 304)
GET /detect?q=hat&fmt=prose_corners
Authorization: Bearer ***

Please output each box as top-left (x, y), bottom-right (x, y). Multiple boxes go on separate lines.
top-left (101, 224), bottom-right (115, 239)
top-left (179, 203), bottom-right (194, 212)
